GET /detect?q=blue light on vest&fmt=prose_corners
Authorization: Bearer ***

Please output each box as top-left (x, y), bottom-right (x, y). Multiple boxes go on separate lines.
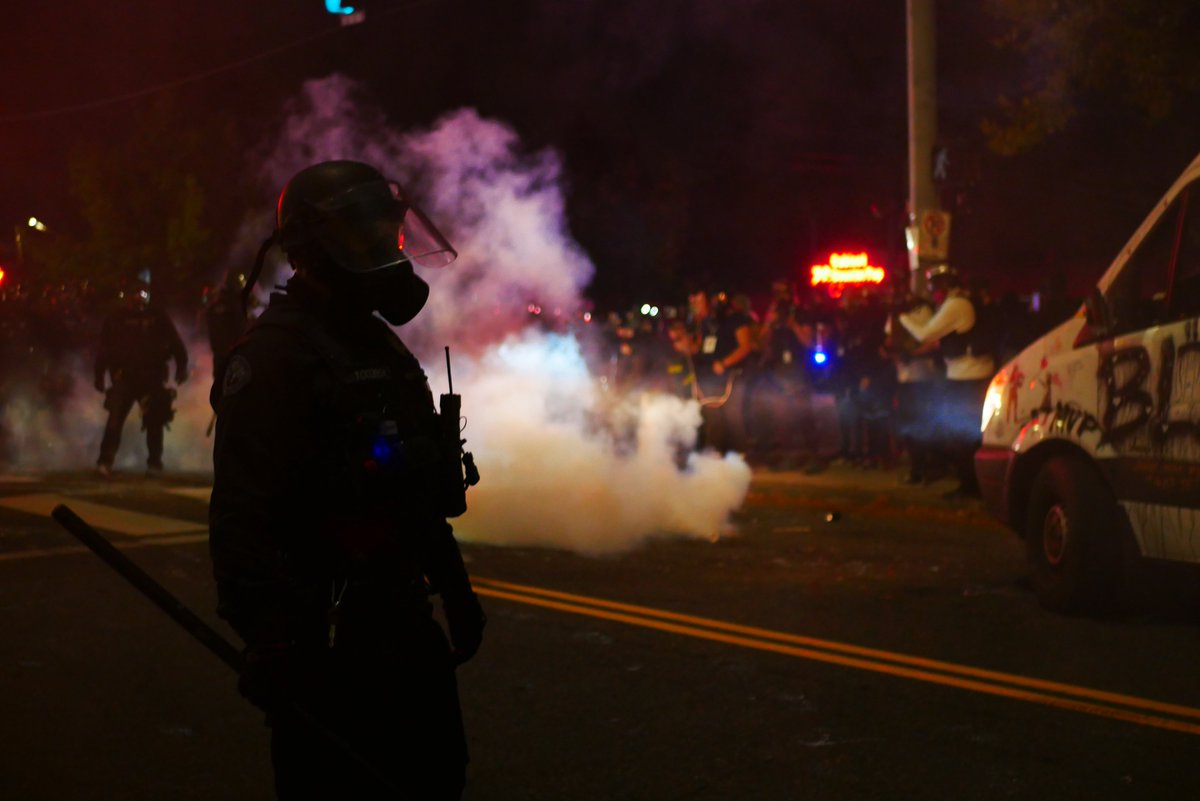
top-left (325, 0), bottom-right (355, 14)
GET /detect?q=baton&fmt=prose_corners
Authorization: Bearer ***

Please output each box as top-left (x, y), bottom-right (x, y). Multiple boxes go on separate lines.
top-left (50, 504), bottom-right (406, 798)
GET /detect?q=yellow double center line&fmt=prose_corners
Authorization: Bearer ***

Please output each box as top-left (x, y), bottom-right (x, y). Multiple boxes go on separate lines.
top-left (473, 577), bottom-right (1200, 736)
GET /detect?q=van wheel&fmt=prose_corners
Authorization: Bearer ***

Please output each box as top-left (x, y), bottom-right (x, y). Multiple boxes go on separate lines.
top-left (1024, 456), bottom-right (1122, 613)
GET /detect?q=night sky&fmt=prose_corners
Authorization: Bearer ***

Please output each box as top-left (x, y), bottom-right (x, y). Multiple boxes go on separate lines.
top-left (3, 1), bottom-right (1199, 309)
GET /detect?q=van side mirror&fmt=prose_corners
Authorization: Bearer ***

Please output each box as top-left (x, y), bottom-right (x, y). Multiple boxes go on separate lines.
top-left (1076, 286), bottom-right (1114, 347)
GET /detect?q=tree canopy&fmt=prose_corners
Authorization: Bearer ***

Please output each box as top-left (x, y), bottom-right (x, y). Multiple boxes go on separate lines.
top-left (983, 0), bottom-right (1200, 154)
top-left (27, 95), bottom-right (248, 309)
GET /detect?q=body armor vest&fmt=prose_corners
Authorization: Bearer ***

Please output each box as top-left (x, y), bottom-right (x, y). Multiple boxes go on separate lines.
top-left (248, 304), bottom-right (459, 564)
top-left (938, 295), bottom-right (981, 361)
top-left (940, 327), bottom-right (973, 360)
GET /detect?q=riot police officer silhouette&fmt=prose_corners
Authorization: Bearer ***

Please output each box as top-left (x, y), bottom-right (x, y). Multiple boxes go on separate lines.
top-left (204, 268), bottom-right (254, 375)
top-left (208, 160), bottom-right (485, 800)
top-left (93, 278), bottom-right (188, 477)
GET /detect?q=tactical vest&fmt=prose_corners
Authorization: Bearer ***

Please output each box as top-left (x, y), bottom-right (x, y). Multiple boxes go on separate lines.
top-left (249, 306), bottom-right (461, 557)
top-left (941, 327), bottom-right (973, 360)
top-left (939, 295), bottom-right (980, 361)
top-left (105, 310), bottom-right (173, 385)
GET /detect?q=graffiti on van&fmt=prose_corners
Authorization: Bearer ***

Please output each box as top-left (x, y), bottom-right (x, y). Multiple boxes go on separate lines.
top-left (1098, 336), bottom-right (1200, 448)
top-left (1047, 401), bottom-right (1102, 439)
top-left (1152, 337), bottom-right (1200, 445)
top-left (1098, 346), bottom-right (1153, 445)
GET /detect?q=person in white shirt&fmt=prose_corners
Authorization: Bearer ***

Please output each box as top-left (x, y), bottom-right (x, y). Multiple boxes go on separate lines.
top-left (899, 265), bottom-right (995, 498)
top-left (884, 291), bottom-right (940, 484)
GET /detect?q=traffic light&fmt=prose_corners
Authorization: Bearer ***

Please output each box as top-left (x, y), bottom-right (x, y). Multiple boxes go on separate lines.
top-left (325, 0), bottom-right (364, 25)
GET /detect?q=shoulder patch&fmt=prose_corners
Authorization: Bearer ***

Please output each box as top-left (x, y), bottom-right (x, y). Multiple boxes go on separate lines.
top-left (223, 354), bottom-right (253, 396)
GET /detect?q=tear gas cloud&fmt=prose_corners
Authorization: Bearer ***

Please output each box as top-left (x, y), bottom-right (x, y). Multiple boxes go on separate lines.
top-left (0, 74), bottom-right (752, 556)
top-left (455, 331), bottom-right (750, 554)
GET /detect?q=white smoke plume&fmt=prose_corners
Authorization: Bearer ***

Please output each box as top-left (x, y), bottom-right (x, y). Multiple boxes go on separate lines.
top-left (458, 331), bottom-right (750, 553)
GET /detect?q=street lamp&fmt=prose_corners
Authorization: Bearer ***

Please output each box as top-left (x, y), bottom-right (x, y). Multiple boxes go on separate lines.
top-left (15, 216), bottom-right (49, 265)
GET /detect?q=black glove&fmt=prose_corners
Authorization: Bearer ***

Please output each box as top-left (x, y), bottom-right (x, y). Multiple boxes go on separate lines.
top-left (94, 376), bottom-right (106, 394)
top-left (443, 592), bottom-right (486, 666)
top-left (175, 367), bottom-right (189, 385)
top-left (237, 642), bottom-right (293, 712)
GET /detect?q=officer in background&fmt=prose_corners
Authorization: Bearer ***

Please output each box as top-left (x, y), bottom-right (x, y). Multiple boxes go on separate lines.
top-left (752, 281), bottom-right (823, 471)
top-left (899, 264), bottom-right (995, 498)
top-left (208, 160), bottom-right (485, 800)
top-left (93, 277), bottom-right (188, 477)
top-left (204, 268), bottom-right (255, 375)
top-left (884, 288), bottom-right (940, 484)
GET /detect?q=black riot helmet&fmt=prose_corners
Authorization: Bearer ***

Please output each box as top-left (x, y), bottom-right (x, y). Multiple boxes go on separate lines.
top-left (244, 160), bottom-right (457, 325)
top-left (924, 263), bottom-right (961, 290)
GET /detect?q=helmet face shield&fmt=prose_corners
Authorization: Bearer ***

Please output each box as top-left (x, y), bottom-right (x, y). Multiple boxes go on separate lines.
top-left (401, 203), bottom-right (458, 268)
top-left (309, 180), bottom-right (457, 274)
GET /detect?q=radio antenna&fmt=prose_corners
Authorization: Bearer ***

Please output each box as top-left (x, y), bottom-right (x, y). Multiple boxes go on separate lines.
top-left (445, 346), bottom-right (453, 395)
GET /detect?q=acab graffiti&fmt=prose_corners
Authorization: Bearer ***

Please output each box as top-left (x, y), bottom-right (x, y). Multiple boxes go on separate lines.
top-left (1098, 334), bottom-right (1200, 448)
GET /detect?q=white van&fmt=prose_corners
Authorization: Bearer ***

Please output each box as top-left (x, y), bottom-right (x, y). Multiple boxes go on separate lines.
top-left (975, 151), bottom-right (1200, 612)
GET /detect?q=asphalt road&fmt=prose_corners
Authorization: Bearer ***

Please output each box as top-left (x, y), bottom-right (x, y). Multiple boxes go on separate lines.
top-left (2, 465), bottom-right (1199, 800)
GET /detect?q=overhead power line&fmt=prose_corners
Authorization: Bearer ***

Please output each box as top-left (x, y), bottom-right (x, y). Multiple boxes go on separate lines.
top-left (0, 27), bottom-right (342, 122)
top-left (0, 0), bottom-right (436, 122)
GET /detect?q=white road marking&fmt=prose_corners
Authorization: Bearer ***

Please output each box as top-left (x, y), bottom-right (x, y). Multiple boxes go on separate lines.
top-left (0, 494), bottom-right (206, 537)
top-left (0, 533), bottom-right (209, 563)
top-left (165, 487), bottom-right (213, 502)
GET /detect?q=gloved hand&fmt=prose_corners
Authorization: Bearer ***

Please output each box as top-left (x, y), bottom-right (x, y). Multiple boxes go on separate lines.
top-left (443, 592), bottom-right (486, 666)
top-left (94, 377), bottom-right (106, 394)
top-left (175, 367), bottom-right (189, 385)
top-left (237, 642), bottom-right (293, 712)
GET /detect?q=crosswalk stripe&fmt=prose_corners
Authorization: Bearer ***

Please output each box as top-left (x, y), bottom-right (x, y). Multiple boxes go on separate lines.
top-left (0, 494), bottom-right (206, 537)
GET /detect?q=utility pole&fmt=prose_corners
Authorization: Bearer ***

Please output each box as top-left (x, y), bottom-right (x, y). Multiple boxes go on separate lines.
top-left (906, 0), bottom-right (945, 295)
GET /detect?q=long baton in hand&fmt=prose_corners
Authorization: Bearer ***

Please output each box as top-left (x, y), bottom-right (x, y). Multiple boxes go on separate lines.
top-left (50, 504), bottom-right (406, 798)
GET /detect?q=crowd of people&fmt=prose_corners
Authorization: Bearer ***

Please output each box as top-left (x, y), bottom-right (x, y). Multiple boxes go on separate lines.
top-left (596, 267), bottom-right (1077, 498)
top-left (1, 258), bottom-right (1076, 499)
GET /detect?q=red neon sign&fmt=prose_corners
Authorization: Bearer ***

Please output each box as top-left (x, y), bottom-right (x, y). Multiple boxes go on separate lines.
top-left (810, 252), bottom-right (885, 294)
